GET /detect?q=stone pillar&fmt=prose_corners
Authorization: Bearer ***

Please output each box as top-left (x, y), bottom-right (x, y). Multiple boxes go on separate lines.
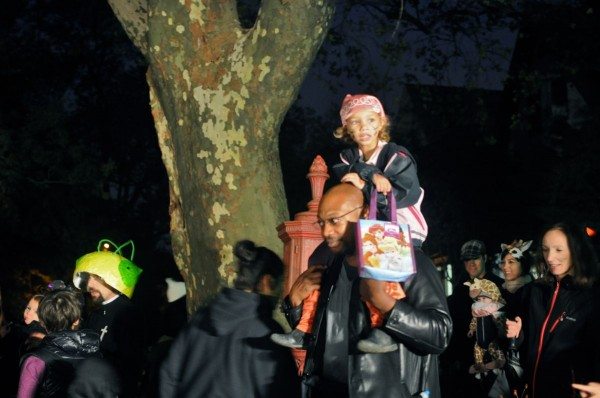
top-left (277, 155), bottom-right (329, 295)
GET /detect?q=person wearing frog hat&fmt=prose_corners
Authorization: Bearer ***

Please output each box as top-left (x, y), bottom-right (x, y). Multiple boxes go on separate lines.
top-left (73, 239), bottom-right (143, 398)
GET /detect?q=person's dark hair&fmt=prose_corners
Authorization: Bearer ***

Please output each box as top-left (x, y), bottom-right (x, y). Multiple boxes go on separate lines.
top-left (38, 289), bottom-right (83, 333)
top-left (538, 222), bottom-right (599, 287)
top-left (501, 249), bottom-right (532, 276)
top-left (233, 240), bottom-right (284, 292)
top-left (29, 294), bottom-right (45, 304)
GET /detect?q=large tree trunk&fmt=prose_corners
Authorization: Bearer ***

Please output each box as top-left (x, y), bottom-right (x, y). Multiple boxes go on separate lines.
top-left (108, 0), bottom-right (335, 311)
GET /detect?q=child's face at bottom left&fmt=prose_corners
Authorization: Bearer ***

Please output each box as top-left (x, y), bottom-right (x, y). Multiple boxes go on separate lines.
top-left (23, 298), bottom-right (40, 325)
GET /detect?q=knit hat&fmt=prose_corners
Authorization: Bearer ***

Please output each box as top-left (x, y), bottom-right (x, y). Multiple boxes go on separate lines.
top-left (460, 239), bottom-right (486, 260)
top-left (339, 94), bottom-right (386, 125)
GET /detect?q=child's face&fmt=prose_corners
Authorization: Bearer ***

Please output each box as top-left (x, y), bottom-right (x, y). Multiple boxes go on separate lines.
top-left (23, 298), bottom-right (40, 325)
top-left (346, 109), bottom-right (384, 149)
top-left (363, 241), bottom-right (377, 253)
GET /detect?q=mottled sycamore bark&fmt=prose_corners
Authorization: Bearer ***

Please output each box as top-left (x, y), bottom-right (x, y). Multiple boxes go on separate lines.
top-left (107, 0), bottom-right (335, 312)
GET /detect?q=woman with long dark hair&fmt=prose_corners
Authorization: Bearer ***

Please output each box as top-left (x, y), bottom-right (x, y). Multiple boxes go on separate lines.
top-left (500, 240), bottom-right (533, 319)
top-left (506, 222), bottom-right (600, 398)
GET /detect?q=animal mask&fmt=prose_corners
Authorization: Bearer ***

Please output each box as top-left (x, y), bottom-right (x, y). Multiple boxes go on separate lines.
top-left (500, 239), bottom-right (532, 260)
top-left (464, 278), bottom-right (506, 305)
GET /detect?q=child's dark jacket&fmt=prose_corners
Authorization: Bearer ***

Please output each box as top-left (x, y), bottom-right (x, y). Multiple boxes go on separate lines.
top-left (332, 141), bottom-right (428, 242)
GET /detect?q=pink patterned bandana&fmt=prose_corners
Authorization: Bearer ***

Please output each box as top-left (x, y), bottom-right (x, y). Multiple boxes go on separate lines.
top-left (339, 94), bottom-right (386, 126)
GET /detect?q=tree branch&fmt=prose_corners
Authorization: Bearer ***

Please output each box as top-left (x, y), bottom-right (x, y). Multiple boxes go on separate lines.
top-left (254, 0), bottom-right (335, 91)
top-left (107, 0), bottom-right (149, 57)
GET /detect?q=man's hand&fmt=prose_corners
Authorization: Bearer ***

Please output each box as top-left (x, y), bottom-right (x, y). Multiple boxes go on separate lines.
top-left (506, 316), bottom-right (522, 339)
top-left (341, 173), bottom-right (366, 190)
top-left (573, 382), bottom-right (600, 397)
top-left (372, 174), bottom-right (392, 195)
top-left (359, 279), bottom-right (398, 316)
top-left (289, 265), bottom-right (325, 307)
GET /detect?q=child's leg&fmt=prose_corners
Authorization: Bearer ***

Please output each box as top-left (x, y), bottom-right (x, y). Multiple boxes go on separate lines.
top-left (384, 281), bottom-right (406, 300)
top-left (365, 281), bottom-right (406, 328)
top-left (469, 344), bottom-right (486, 375)
top-left (271, 291), bottom-right (318, 349)
top-left (357, 280), bottom-right (405, 353)
top-left (485, 341), bottom-right (506, 369)
top-left (365, 301), bottom-right (383, 328)
top-left (296, 290), bottom-right (320, 333)
top-left (474, 344), bottom-right (485, 366)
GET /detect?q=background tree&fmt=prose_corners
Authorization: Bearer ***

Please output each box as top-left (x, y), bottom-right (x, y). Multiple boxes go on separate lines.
top-left (106, 0), bottom-right (335, 310)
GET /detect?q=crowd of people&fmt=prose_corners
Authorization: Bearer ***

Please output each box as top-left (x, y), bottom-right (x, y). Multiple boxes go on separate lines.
top-left (443, 230), bottom-right (600, 398)
top-left (1, 93), bottom-right (599, 397)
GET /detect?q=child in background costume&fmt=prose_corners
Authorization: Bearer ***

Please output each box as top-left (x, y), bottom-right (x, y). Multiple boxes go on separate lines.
top-left (464, 278), bottom-right (507, 377)
top-left (21, 294), bottom-right (46, 353)
top-left (271, 94), bottom-right (426, 353)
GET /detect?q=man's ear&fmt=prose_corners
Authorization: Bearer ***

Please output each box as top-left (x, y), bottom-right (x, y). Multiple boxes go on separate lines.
top-left (360, 205), bottom-right (369, 219)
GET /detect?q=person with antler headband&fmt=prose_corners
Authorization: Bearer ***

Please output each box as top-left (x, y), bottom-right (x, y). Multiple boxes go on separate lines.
top-left (499, 240), bottom-right (533, 319)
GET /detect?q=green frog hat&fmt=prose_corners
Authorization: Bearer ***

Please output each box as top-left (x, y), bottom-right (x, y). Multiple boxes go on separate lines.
top-left (73, 239), bottom-right (142, 298)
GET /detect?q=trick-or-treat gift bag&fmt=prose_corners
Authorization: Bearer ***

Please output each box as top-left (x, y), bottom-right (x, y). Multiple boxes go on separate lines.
top-left (356, 190), bottom-right (416, 282)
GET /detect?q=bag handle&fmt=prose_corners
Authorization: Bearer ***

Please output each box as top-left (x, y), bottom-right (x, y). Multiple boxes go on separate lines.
top-left (367, 188), bottom-right (397, 222)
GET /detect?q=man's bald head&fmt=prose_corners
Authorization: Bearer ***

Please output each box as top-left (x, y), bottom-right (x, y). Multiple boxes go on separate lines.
top-left (319, 183), bottom-right (365, 214)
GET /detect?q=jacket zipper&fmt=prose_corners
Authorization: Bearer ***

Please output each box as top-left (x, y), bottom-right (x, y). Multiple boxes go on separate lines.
top-left (549, 311), bottom-right (566, 334)
top-left (531, 279), bottom-right (561, 398)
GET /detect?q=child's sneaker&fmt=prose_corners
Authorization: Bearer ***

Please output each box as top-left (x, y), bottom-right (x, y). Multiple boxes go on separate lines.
top-left (357, 328), bottom-right (398, 353)
top-left (270, 329), bottom-right (307, 349)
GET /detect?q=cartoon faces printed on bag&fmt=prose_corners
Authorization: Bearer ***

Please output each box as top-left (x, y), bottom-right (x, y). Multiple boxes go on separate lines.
top-left (362, 233), bottom-right (382, 267)
top-left (361, 223), bottom-right (411, 270)
top-left (369, 224), bottom-right (385, 243)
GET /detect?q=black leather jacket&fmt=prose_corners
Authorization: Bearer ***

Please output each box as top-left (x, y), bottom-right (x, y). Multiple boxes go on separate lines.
top-left (284, 248), bottom-right (452, 398)
top-left (24, 329), bottom-right (100, 397)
